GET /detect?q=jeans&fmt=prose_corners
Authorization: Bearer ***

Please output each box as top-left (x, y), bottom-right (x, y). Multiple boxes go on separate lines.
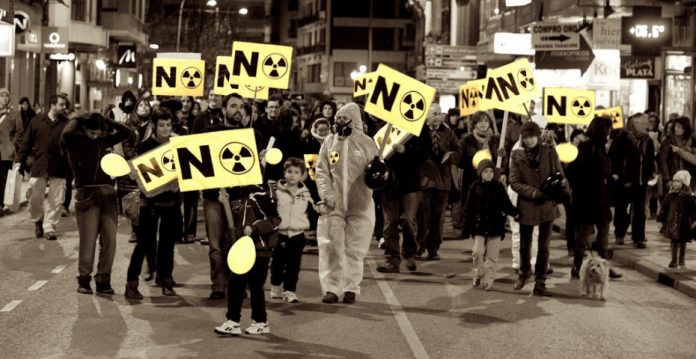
top-left (520, 221), bottom-right (552, 285)
top-left (127, 203), bottom-right (182, 282)
top-left (226, 256), bottom-right (270, 323)
top-left (28, 176), bottom-right (66, 233)
top-left (417, 189), bottom-right (449, 255)
top-left (183, 191), bottom-right (199, 237)
top-left (613, 185), bottom-right (647, 243)
top-left (0, 160), bottom-right (12, 207)
top-left (574, 221), bottom-right (610, 270)
top-left (203, 199), bottom-right (232, 292)
top-left (75, 186), bottom-right (118, 277)
top-left (382, 192), bottom-right (419, 264)
top-left (270, 233), bottom-right (306, 292)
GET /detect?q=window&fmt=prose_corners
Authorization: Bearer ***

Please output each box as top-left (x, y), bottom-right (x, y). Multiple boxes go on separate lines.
top-left (372, 28), bottom-right (394, 51)
top-left (308, 63), bottom-right (321, 83)
top-left (332, 27), bottom-right (369, 49)
top-left (71, 0), bottom-right (87, 21)
top-left (333, 62), bottom-right (356, 87)
top-left (102, 0), bottom-right (118, 11)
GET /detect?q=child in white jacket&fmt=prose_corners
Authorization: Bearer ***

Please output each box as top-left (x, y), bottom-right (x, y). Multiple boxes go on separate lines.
top-left (269, 157), bottom-right (316, 303)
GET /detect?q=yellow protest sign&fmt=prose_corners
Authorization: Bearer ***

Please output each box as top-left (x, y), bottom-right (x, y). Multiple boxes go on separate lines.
top-left (373, 124), bottom-right (412, 160)
top-left (459, 80), bottom-right (483, 116)
top-left (475, 75), bottom-right (529, 116)
top-left (128, 142), bottom-right (179, 196)
top-left (595, 106), bottom-right (624, 129)
top-left (229, 41), bottom-right (293, 89)
top-left (543, 88), bottom-right (595, 125)
top-left (152, 58), bottom-right (205, 97)
top-left (214, 56), bottom-right (269, 100)
top-left (364, 64), bottom-right (436, 136)
top-left (170, 128), bottom-right (263, 192)
top-left (353, 72), bottom-right (376, 97)
top-left (479, 58), bottom-right (540, 112)
top-left (304, 154), bottom-right (318, 180)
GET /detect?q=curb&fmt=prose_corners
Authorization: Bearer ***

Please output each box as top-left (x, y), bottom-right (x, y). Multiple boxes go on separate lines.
top-left (611, 249), bottom-right (696, 300)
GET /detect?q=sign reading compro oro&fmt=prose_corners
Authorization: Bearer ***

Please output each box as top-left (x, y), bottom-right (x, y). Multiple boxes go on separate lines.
top-left (170, 128), bottom-right (262, 192)
top-left (152, 58), bottom-right (205, 97)
top-left (543, 87), bottom-right (595, 125)
top-left (214, 56), bottom-right (269, 100)
top-left (129, 142), bottom-right (179, 196)
top-left (230, 41), bottom-right (293, 89)
top-left (479, 58), bottom-right (540, 113)
top-left (364, 64), bottom-right (436, 136)
top-left (595, 106), bottom-right (624, 129)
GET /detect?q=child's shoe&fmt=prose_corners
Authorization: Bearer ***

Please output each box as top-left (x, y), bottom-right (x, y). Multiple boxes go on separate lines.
top-left (214, 320), bottom-right (241, 336)
top-left (669, 259), bottom-right (677, 268)
top-left (245, 321), bottom-right (270, 335)
top-left (479, 279), bottom-right (494, 291)
top-left (283, 291), bottom-right (299, 303)
top-left (270, 285), bottom-right (283, 299)
top-left (472, 276), bottom-right (481, 288)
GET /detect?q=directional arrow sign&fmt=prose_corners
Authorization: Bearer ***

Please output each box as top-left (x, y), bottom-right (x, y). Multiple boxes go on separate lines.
top-left (532, 21), bottom-right (580, 50)
top-left (534, 34), bottom-right (596, 75)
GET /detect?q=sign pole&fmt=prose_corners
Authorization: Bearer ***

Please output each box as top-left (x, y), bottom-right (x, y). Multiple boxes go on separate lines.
top-left (378, 123), bottom-right (393, 159)
top-left (495, 110), bottom-right (509, 170)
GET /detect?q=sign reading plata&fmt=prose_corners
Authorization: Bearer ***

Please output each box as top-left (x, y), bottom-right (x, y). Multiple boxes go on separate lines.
top-left (620, 56), bottom-right (655, 79)
top-left (532, 22), bottom-right (580, 50)
top-left (152, 58), bottom-right (206, 97)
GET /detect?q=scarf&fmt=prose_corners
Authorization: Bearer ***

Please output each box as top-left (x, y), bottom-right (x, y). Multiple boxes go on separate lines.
top-left (473, 128), bottom-right (492, 150)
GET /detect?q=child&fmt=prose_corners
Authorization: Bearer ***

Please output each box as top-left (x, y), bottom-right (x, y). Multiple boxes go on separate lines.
top-left (270, 157), bottom-right (315, 303)
top-left (657, 170), bottom-right (696, 268)
top-left (464, 159), bottom-right (519, 290)
top-left (214, 184), bottom-right (282, 336)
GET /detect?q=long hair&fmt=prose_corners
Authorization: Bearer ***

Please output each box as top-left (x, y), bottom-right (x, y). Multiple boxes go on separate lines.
top-left (585, 116), bottom-right (612, 145)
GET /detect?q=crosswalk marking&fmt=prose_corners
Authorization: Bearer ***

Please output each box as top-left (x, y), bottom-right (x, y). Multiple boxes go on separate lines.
top-left (0, 300), bottom-right (22, 312)
top-left (51, 265), bottom-right (67, 274)
top-left (27, 280), bottom-right (48, 291)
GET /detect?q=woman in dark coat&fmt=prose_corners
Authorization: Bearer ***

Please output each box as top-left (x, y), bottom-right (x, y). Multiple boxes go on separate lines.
top-left (19, 97), bottom-right (36, 130)
top-left (659, 116), bottom-right (696, 190)
top-left (571, 116), bottom-right (621, 279)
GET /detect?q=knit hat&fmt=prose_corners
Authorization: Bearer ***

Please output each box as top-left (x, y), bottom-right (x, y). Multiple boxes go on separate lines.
top-left (673, 170), bottom-right (691, 188)
top-left (477, 159), bottom-right (495, 177)
top-left (0, 88), bottom-right (9, 96)
top-left (520, 121), bottom-right (541, 139)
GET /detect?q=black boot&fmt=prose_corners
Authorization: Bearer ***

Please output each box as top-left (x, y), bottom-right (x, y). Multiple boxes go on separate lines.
top-left (125, 281), bottom-right (144, 300)
top-left (669, 242), bottom-right (678, 268)
top-left (161, 278), bottom-right (176, 296)
top-left (679, 243), bottom-right (686, 267)
top-left (94, 273), bottom-right (115, 295)
top-left (35, 221), bottom-right (44, 239)
top-left (76, 275), bottom-right (93, 294)
top-left (129, 224), bottom-right (138, 243)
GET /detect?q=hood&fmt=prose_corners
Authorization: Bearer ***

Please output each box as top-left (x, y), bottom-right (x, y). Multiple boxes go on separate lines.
top-left (335, 102), bottom-right (364, 134)
top-left (311, 118), bottom-right (331, 142)
top-left (319, 100), bottom-right (337, 116)
top-left (121, 90), bottom-right (137, 105)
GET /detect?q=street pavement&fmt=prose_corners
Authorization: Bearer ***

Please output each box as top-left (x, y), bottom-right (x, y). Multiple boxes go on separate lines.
top-left (1, 199), bottom-right (696, 359)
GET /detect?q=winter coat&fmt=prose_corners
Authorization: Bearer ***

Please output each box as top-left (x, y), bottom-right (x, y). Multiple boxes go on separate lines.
top-left (657, 191), bottom-right (696, 243)
top-left (419, 123), bottom-right (461, 191)
top-left (20, 108), bottom-right (36, 130)
top-left (464, 180), bottom-right (519, 237)
top-left (18, 113), bottom-right (71, 178)
top-left (383, 127), bottom-right (431, 197)
top-left (191, 107), bottom-right (223, 134)
top-left (0, 108), bottom-right (23, 161)
top-left (252, 113), bottom-right (275, 148)
top-left (231, 183), bottom-right (283, 257)
top-left (303, 125), bottom-right (326, 155)
top-left (264, 125), bottom-right (304, 182)
top-left (572, 139), bottom-right (613, 224)
top-left (609, 129), bottom-right (655, 188)
top-left (459, 132), bottom-right (500, 198)
top-left (659, 135), bottom-right (696, 181)
top-left (509, 143), bottom-right (564, 226)
top-left (275, 180), bottom-right (314, 237)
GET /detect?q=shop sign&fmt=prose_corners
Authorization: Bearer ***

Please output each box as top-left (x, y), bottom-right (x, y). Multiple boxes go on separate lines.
top-left (592, 18), bottom-right (621, 50)
top-left (493, 32), bottom-right (534, 55)
top-left (49, 53), bottom-right (75, 61)
top-left (0, 22), bottom-right (14, 57)
top-left (42, 27), bottom-right (68, 54)
top-left (620, 56), bottom-right (655, 79)
top-left (531, 21), bottom-right (580, 51)
top-left (117, 44), bottom-right (136, 68)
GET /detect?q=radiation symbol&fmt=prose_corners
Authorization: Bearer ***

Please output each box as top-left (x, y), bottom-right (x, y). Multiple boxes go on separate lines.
top-left (306, 159), bottom-right (317, 180)
top-left (220, 142), bottom-right (256, 175)
top-left (245, 85), bottom-right (265, 92)
top-left (161, 150), bottom-right (176, 172)
top-left (400, 91), bottom-right (426, 122)
top-left (262, 54), bottom-right (289, 79)
top-left (611, 112), bottom-right (622, 124)
top-left (181, 67), bottom-right (202, 89)
top-left (517, 69), bottom-right (535, 92)
top-left (571, 97), bottom-right (592, 117)
top-left (329, 151), bottom-right (340, 166)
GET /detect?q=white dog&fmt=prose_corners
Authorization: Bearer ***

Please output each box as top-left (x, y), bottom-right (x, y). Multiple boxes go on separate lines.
top-left (579, 257), bottom-right (609, 301)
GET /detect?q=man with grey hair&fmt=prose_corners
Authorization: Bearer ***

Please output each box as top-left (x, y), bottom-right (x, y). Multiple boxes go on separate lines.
top-left (609, 112), bottom-right (655, 249)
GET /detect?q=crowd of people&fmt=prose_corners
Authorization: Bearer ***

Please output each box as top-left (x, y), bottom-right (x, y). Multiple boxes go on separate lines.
top-left (1, 84), bottom-right (694, 335)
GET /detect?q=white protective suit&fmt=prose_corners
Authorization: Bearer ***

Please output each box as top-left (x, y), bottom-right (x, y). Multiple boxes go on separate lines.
top-left (316, 103), bottom-right (378, 297)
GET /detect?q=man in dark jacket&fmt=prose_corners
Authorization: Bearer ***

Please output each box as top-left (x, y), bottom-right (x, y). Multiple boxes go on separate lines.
top-left (377, 126), bottom-right (432, 273)
top-left (62, 112), bottom-right (133, 294)
top-left (191, 89), bottom-right (223, 134)
top-left (17, 94), bottom-right (71, 240)
top-left (609, 113), bottom-right (655, 248)
top-left (253, 95), bottom-right (283, 148)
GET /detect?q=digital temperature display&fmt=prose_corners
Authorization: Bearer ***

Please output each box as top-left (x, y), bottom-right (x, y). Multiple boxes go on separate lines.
top-left (628, 24), bottom-right (666, 39)
top-left (621, 12), bottom-right (672, 55)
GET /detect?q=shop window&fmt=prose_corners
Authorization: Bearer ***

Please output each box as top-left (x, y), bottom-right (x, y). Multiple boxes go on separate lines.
top-left (333, 62), bottom-right (356, 87)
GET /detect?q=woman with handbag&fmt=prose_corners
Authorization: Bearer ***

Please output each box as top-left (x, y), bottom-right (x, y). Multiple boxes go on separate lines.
top-left (125, 109), bottom-right (183, 299)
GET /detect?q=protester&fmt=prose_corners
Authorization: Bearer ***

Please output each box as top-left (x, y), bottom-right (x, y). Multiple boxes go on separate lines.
top-left (660, 116), bottom-right (696, 191)
top-left (109, 90), bottom-right (137, 123)
top-left (18, 97), bottom-right (36, 130)
top-left (657, 170), bottom-right (695, 268)
top-left (254, 95), bottom-right (283, 147)
top-left (191, 89), bottom-right (223, 134)
top-left (316, 103), bottom-right (378, 304)
top-left (0, 88), bottom-right (23, 215)
top-left (264, 110), bottom-right (303, 182)
top-left (62, 112), bottom-right (133, 294)
top-left (191, 101), bottom-right (202, 118)
top-left (563, 129), bottom-right (587, 257)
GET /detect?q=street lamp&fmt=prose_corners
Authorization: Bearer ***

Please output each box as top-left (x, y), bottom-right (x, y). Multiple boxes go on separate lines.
top-left (207, 0), bottom-right (217, 6)
top-left (239, 7), bottom-right (248, 15)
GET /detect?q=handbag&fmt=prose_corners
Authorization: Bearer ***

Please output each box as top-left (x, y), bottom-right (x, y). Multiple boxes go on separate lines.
top-left (3, 167), bottom-right (22, 212)
top-left (122, 190), bottom-right (141, 225)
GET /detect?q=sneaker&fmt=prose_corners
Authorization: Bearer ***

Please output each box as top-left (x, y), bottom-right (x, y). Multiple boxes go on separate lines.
top-left (283, 291), bottom-right (299, 303)
top-left (343, 291), bottom-right (356, 304)
top-left (377, 261), bottom-right (400, 273)
top-left (322, 291), bottom-right (338, 303)
top-left (668, 260), bottom-right (677, 268)
top-left (245, 321), bottom-right (270, 335)
top-left (615, 237), bottom-right (624, 245)
top-left (634, 241), bottom-right (646, 249)
top-left (532, 285), bottom-right (553, 297)
top-left (514, 274), bottom-right (529, 290)
top-left (35, 222), bottom-right (44, 238)
top-left (426, 254), bottom-right (441, 261)
top-left (200, 239), bottom-right (210, 246)
top-left (472, 276), bottom-right (481, 288)
top-left (209, 291), bottom-right (225, 300)
top-left (270, 285), bottom-right (284, 299)
top-left (377, 237), bottom-right (385, 249)
top-left (406, 258), bottom-right (417, 272)
top-left (214, 320), bottom-right (241, 336)
top-left (45, 232), bottom-right (57, 241)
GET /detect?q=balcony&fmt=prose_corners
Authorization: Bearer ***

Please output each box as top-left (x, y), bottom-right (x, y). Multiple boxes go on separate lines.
top-left (297, 11), bottom-right (325, 27)
top-left (297, 44), bottom-right (326, 56)
top-left (101, 11), bottom-right (148, 45)
top-left (68, 21), bottom-right (108, 49)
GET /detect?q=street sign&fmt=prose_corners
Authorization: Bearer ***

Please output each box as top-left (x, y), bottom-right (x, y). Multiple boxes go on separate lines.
top-left (532, 22), bottom-right (580, 51)
top-left (425, 79), bottom-right (459, 94)
top-left (493, 32), bottom-right (534, 55)
top-left (534, 34), bottom-right (595, 75)
top-left (620, 56), bottom-right (655, 79)
top-left (424, 44), bottom-right (477, 94)
top-left (426, 67), bottom-right (477, 81)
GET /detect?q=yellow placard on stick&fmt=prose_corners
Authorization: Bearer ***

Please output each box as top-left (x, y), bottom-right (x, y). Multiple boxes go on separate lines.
top-left (479, 58), bottom-right (540, 112)
top-left (170, 128), bottom-right (263, 192)
top-left (543, 88), bottom-right (595, 125)
top-left (214, 56), bottom-right (269, 99)
top-left (373, 124), bottom-right (412, 160)
top-left (304, 154), bottom-right (319, 181)
top-left (459, 80), bottom-right (484, 117)
top-left (129, 142), bottom-right (179, 196)
top-left (353, 72), bottom-right (376, 97)
top-left (229, 41), bottom-right (293, 89)
top-left (364, 64), bottom-right (436, 136)
top-left (152, 58), bottom-right (205, 97)
top-left (595, 106), bottom-right (624, 129)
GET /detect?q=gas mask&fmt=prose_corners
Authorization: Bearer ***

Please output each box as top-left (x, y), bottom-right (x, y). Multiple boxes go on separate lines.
top-left (334, 120), bottom-right (353, 137)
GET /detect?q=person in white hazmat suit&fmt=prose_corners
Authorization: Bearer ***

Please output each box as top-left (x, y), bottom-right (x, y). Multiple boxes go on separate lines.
top-left (315, 102), bottom-right (378, 304)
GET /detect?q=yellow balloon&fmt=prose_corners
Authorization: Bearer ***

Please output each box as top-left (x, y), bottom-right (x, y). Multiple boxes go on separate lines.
top-left (472, 149), bottom-right (492, 169)
top-left (556, 142), bottom-right (579, 163)
top-left (265, 148), bottom-right (283, 165)
top-left (100, 153), bottom-right (131, 177)
top-left (227, 236), bottom-right (256, 275)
